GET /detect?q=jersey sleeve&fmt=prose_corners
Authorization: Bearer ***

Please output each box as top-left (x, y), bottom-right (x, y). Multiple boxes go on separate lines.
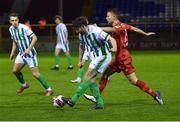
top-left (9, 27), bottom-right (14, 40)
top-left (24, 25), bottom-right (35, 38)
top-left (99, 31), bottom-right (110, 41)
top-left (62, 24), bottom-right (68, 33)
top-left (114, 23), bottom-right (132, 33)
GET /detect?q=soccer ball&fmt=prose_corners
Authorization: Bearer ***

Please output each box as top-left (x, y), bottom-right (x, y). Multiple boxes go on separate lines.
top-left (53, 95), bottom-right (65, 108)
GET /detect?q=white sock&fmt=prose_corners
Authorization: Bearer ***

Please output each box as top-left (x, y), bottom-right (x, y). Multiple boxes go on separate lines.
top-left (22, 83), bottom-right (28, 87)
top-left (77, 77), bottom-right (81, 81)
top-left (47, 88), bottom-right (52, 91)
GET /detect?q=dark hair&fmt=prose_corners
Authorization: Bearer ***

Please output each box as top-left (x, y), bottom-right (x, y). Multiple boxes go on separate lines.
top-left (107, 8), bottom-right (120, 18)
top-left (9, 13), bottom-right (19, 19)
top-left (54, 15), bottom-right (62, 21)
top-left (72, 16), bottom-right (88, 28)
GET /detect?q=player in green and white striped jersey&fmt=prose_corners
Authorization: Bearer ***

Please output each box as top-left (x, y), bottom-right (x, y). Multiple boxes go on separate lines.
top-left (61, 16), bottom-right (117, 109)
top-left (51, 15), bottom-right (73, 70)
top-left (9, 13), bottom-right (53, 96)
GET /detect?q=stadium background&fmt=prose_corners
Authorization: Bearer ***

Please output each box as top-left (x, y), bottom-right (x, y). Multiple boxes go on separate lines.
top-left (0, 0), bottom-right (180, 53)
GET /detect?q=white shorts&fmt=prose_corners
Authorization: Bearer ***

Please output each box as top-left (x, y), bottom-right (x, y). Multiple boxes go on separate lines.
top-left (89, 53), bottom-right (112, 73)
top-left (55, 42), bottom-right (69, 52)
top-left (15, 54), bottom-right (38, 68)
top-left (82, 51), bottom-right (92, 61)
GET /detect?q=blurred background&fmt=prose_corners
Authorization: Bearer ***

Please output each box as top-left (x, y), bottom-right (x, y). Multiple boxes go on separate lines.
top-left (0, 0), bottom-right (180, 52)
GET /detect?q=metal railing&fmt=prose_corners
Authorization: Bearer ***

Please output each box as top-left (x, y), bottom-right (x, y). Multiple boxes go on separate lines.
top-left (0, 22), bottom-right (179, 52)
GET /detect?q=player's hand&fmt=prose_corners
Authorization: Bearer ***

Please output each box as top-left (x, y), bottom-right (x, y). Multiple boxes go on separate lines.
top-left (146, 32), bottom-right (156, 36)
top-left (23, 49), bottom-right (30, 57)
top-left (78, 61), bottom-right (84, 68)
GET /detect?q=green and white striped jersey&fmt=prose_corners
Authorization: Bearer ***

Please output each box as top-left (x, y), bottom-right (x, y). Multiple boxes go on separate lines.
top-left (79, 25), bottom-right (111, 57)
top-left (56, 23), bottom-right (67, 45)
top-left (9, 23), bottom-right (37, 57)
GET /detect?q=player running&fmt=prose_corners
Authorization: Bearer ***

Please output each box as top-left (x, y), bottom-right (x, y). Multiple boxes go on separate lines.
top-left (84, 8), bottom-right (163, 105)
top-left (51, 15), bottom-right (73, 70)
top-left (70, 18), bottom-right (98, 83)
top-left (61, 16), bottom-right (117, 109)
top-left (9, 13), bottom-right (53, 96)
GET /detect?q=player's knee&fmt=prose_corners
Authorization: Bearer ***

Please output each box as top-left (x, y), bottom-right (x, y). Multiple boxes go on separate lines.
top-left (12, 69), bottom-right (18, 75)
top-left (128, 77), bottom-right (136, 84)
top-left (32, 71), bottom-right (39, 77)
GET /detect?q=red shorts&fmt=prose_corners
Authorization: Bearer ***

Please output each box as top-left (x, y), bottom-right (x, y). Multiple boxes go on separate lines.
top-left (108, 55), bottom-right (135, 75)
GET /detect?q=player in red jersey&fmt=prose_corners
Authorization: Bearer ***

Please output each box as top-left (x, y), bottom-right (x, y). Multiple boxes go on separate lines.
top-left (84, 8), bottom-right (163, 104)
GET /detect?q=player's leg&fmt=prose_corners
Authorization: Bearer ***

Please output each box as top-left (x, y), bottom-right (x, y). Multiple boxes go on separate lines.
top-left (31, 67), bottom-right (53, 96)
top-left (51, 45), bottom-right (61, 70)
top-left (62, 68), bottom-right (98, 107)
top-left (98, 59), bottom-right (117, 93)
top-left (126, 72), bottom-right (163, 104)
top-left (71, 60), bottom-right (86, 83)
top-left (70, 66), bottom-right (84, 83)
top-left (64, 51), bottom-right (73, 69)
top-left (29, 56), bottom-right (53, 96)
top-left (90, 54), bottom-right (112, 109)
top-left (99, 67), bottom-right (116, 93)
top-left (64, 43), bottom-right (73, 69)
top-left (62, 54), bottom-right (111, 109)
top-left (84, 66), bottom-right (116, 102)
top-left (13, 55), bottom-right (29, 93)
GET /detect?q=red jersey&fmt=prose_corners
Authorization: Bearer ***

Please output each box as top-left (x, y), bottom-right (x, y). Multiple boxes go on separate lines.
top-left (112, 20), bottom-right (132, 60)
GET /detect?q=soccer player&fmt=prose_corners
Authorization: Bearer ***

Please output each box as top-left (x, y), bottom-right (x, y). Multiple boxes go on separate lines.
top-left (9, 13), bottom-right (53, 96)
top-left (84, 8), bottom-right (164, 104)
top-left (51, 15), bottom-right (73, 70)
top-left (61, 16), bottom-right (117, 109)
top-left (70, 18), bottom-right (96, 83)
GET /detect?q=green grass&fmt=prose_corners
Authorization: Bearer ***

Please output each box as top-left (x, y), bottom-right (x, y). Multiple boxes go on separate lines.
top-left (1, 50), bottom-right (180, 121)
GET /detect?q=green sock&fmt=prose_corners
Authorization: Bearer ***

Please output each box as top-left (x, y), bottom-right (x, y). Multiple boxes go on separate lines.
top-left (54, 55), bottom-right (60, 66)
top-left (36, 74), bottom-right (50, 89)
top-left (90, 82), bottom-right (104, 106)
top-left (77, 67), bottom-right (84, 79)
top-left (15, 72), bottom-right (25, 84)
top-left (71, 80), bottom-right (90, 103)
top-left (67, 55), bottom-right (73, 66)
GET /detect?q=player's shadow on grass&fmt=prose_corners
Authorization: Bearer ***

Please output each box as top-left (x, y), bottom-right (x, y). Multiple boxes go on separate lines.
top-left (23, 91), bottom-right (44, 96)
top-left (105, 99), bottom-right (156, 107)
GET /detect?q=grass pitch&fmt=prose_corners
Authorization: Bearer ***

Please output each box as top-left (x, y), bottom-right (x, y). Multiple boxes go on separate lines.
top-left (0, 50), bottom-right (180, 121)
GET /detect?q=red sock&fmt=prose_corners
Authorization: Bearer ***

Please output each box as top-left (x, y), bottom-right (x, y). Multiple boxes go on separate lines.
top-left (136, 80), bottom-right (156, 97)
top-left (99, 76), bottom-right (108, 93)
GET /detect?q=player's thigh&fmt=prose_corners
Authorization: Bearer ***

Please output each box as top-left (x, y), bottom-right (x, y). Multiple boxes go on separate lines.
top-left (55, 48), bottom-right (61, 55)
top-left (89, 53), bottom-right (112, 74)
top-left (26, 56), bottom-right (38, 69)
top-left (13, 55), bottom-right (26, 73)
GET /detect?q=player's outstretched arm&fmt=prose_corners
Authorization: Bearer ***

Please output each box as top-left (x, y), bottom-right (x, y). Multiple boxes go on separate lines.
top-left (131, 26), bottom-right (156, 36)
top-left (101, 27), bottom-right (116, 33)
top-left (108, 36), bottom-right (117, 52)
